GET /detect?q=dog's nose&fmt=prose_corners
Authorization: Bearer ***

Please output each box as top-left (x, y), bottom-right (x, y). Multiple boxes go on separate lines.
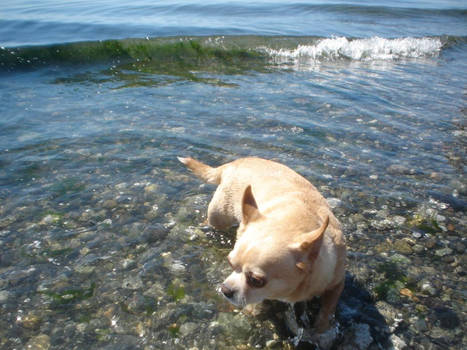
top-left (220, 283), bottom-right (235, 299)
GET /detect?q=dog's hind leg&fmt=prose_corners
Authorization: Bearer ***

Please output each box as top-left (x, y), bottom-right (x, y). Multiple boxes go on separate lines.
top-left (207, 185), bottom-right (237, 230)
top-left (178, 157), bottom-right (237, 230)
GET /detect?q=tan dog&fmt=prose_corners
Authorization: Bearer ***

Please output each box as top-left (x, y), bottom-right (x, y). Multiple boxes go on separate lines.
top-left (178, 156), bottom-right (346, 332)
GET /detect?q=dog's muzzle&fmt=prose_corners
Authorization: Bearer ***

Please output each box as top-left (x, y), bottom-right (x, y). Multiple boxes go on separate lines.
top-left (219, 283), bottom-right (235, 299)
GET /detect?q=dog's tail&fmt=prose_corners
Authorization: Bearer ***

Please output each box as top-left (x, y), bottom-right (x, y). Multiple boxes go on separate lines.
top-left (177, 157), bottom-right (222, 185)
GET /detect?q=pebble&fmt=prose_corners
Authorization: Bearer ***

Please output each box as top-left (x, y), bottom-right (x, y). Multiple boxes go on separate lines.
top-left (352, 323), bottom-right (373, 350)
top-left (103, 199), bottom-right (118, 209)
top-left (121, 258), bottom-right (136, 270)
top-left (434, 307), bottom-right (460, 329)
top-left (18, 312), bottom-right (42, 330)
top-left (389, 253), bottom-right (411, 265)
top-left (435, 247), bottom-right (453, 257)
top-left (420, 281), bottom-right (437, 296)
top-left (411, 317), bottom-right (428, 333)
top-left (389, 334), bottom-right (407, 350)
top-left (424, 238), bottom-right (437, 249)
top-left (179, 322), bottom-right (198, 336)
top-left (169, 260), bottom-right (186, 274)
top-left (144, 184), bottom-right (159, 193)
top-left (387, 164), bottom-right (414, 175)
top-left (394, 239), bottom-right (413, 255)
top-left (0, 290), bottom-right (10, 303)
top-left (40, 214), bottom-right (60, 225)
top-left (122, 275), bottom-right (143, 290)
top-left (25, 334), bottom-right (50, 350)
top-left (326, 198), bottom-right (342, 209)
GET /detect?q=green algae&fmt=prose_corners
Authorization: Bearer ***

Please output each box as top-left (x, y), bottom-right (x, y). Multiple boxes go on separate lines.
top-left (3, 38), bottom-right (272, 88)
top-left (50, 178), bottom-right (86, 197)
top-left (407, 213), bottom-right (441, 233)
top-left (374, 261), bottom-right (409, 302)
top-left (167, 282), bottom-right (186, 302)
top-left (2, 38), bottom-right (268, 87)
top-left (39, 282), bottom-right (96, 306)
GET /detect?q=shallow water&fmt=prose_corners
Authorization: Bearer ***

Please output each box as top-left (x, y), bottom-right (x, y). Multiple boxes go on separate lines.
top-left (0, 1), bottom-right (466, 349)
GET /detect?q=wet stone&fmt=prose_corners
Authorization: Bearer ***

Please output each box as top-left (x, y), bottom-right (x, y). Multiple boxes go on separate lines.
top-left (103, 199), bottom-right (118, 209)
top-left (122, 275), bottom-right (143, 290)
top-left (412, 244), bottom-right (424, 254)
top-left (216, 312), bottom-right (251, 335)
top-left (424, 238), bottom-right (437, 249)
top-left (420, 281), bottom-right (438, 296)
top-left (326, 198), bottom-right (342, 209)
top-left (375, 301), bottom-right (397, 324)
top-left (144, 183), bottom-right (159, 194)
top-left (341, 323), bottom-right (373, 350)
top-left (25, 334), bottom-right (50, 350)
top-left (442, 255), bottom-right (455, 264)
top-left (0, 290), bottom-right (10, 303)
top-left (389, 334), bottom-right (407, 350)
top-left (121, 258), bottom-right (136, 270)
top-left (18, 312), bottom-right (42, 330)
top-left (410, 316), bottom-right (428, 333)
top-left (388, 164), bottom-right (414, 175)
top-left (389, 253), bottom-right (411, 265)
top-left (393, 239), bottom-right (413, 255)
top-left (434, 307), bottom-right (460, 329)
top-left (435, 247), bottom-right (453, 257)
top-left (126, 293), bottom-right (156, 314)
top-left (179, 321), bottom-right (199, 337)
top-left (453, 241), bottom-right (465, 253)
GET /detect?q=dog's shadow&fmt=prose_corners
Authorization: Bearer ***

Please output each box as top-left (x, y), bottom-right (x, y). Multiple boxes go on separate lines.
top-left (258, 273), bottom-right (392, 349)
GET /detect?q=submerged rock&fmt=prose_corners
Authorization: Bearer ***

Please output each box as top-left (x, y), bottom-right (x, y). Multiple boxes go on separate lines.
top-left (393, 239), bottom-right (413, 255)
top-left (435, 247), bottom-right (453, 257)
top-left (389, 334), bottom-right (407, 350)
top-left (122, 275), bottom-right (143, 290)
top-left (17, 312), bottom-right (42, 330)
top-left (434, 307), bottom-right (460, 330)
top-left (0, 290), bottom-right (10, 303)
top-left (25, 334), bottom-right (50, 350)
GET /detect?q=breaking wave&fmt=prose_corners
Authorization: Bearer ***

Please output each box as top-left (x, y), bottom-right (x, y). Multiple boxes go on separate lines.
top-left (264, 37), bottom-right (444, 67)
top-left (0, 35), bottom-right (464, 72)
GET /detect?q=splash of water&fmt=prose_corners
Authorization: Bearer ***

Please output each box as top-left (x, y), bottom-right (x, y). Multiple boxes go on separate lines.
top-left (264, 36), bottom-right (443, 68)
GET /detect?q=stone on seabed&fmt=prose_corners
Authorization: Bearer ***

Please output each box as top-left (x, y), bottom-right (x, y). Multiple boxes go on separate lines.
top-left (389, 334), bottom-right (407, 350)
top-left (25, 334), bottom-right (50, 350)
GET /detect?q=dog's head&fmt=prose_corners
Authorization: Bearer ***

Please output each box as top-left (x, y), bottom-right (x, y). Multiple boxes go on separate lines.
top-left (219, 185), bottom-right (329, 307)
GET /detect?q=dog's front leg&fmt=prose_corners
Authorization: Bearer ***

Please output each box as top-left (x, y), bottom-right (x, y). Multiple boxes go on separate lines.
top-left (314, 279), bottom-right (344, 333)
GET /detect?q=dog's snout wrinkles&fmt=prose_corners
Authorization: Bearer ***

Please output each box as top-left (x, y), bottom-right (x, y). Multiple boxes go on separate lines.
top-left (220, 284), bottom-right (234, 299)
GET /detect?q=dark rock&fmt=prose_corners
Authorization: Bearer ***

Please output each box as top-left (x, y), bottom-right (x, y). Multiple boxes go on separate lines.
top-left (434, 307), bottom-right (460, 329)
top-left (427, 190), bottom-right (467, 211)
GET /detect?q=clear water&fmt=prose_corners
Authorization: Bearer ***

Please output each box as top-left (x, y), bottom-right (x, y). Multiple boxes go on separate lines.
top-left (0, 1), bottom-right (466, 349)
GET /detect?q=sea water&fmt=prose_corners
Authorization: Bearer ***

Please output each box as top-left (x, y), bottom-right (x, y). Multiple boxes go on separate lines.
top-left (0, 1), bottom-right (466, 349)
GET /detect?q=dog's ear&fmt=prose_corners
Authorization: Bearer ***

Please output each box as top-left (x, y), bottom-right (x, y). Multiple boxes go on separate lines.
top-left (291, 216), bottom-right (329, 266)
top-left (242, 185), bottom-right (262, 224)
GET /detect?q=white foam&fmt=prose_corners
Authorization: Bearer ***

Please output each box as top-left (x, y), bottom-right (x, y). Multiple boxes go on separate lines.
top-left (263, 37), bottom-right (442, 68)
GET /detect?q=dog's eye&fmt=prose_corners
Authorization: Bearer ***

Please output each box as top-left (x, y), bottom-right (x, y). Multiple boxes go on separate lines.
top-left (246, 272), bottom-right (266, 288)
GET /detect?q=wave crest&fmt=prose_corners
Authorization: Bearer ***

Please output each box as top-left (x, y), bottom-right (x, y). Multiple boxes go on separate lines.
top-left (263, 37), bottom-right (443, 67)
